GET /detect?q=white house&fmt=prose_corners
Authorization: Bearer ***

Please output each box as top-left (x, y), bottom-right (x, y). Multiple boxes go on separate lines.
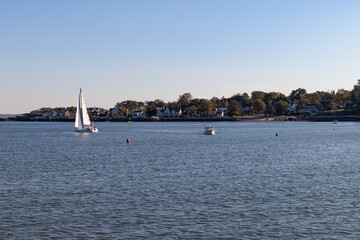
top-left (170, 109), bottom-right (182, 117)
top-left (132, 111), bottom-right (146, 118)
top-left (108, 107), bottom-right (121, 117)
top-left (215, 107), bottom-right (227, 117)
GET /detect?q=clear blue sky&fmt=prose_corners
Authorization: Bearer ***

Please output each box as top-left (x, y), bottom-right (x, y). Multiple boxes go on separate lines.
top-left (1, 0), bottom-right (360, 113)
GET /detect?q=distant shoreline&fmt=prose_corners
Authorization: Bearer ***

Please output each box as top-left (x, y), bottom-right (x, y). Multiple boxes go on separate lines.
top-left (3, 115), bottom-right (360, 122)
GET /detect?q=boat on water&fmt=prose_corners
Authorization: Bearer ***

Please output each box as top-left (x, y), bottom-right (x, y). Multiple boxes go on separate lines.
top-left (75, 89), bottom-right (98, 133)
top-left (204, 124), bottom-right (215, 135)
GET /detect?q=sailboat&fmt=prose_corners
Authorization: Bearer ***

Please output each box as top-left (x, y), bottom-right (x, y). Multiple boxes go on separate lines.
top-left (75, 88), bottom-right (98, 133)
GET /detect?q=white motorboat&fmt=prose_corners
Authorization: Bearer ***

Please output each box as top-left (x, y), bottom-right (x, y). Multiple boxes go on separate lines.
top-left (204, 124), bottom-right (215, 135)
top-left (75, 88), bottom-right (98, 133)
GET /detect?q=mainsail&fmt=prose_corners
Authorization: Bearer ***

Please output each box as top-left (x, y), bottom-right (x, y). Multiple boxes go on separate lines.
top-left (80, 89), bottom-right (91, 126)
top-left (75, 88), bottom-right (91, 129)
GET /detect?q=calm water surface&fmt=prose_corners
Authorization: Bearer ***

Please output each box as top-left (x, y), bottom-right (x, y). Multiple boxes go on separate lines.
top-left (1, 121), bottom-right (360, 239)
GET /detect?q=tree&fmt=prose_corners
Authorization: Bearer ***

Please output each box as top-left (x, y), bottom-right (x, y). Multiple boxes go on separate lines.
top-left (251, 91), bottom-right (265, 101)
top-left (321, 100), bottom-right (335, 110)
top-left (289, 88), bottom-right (307, 105)
top-left (210, 97), bottom-right (228, 108)
top-left (274, 100), bottom-right (288, 115)
top-left (253, 99), bottom-right (266, 114)
top-left (189, 98), bottom-right (201, 107)
top-left (178, 93), bottom-right (192, 109)
top-left (335, 89), bottom-right (350, 106)
top-left (199, 99), bottom-right (213, 116)
top-left (116, 100), bottom-right (143, 117)
top-left (187, 105), bottom-right (197, 117)
top-left (167, 101), bottom-right (178, 110)
top-left (227, 100), bottom-right (242, 116)
top-left (265, 104), bottom-right (275, 115)
top-left (145, 99), bottom-right (166, 116)
top-left (350, 84), bottom-right (360, 105)
top-left (304, 93), bottom-right (321, 104)
top-left (67, 106), bottom-right (77, 113)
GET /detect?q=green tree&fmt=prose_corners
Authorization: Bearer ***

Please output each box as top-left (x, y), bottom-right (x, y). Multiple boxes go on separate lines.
top-left (251, 91), bottom-right (266, 101)
top-left (253, 99), bottom-right (266, 114)
top-left (321, 100), bottom-right (335, 110)
top-left (335, 89), bottom-right (350, 106)
top-left (199, 99), bottom-right (213, 116)
top-left (289, 88), bottom-right (307, 105)
top-left (187, 105), bottom-right (197, 117)
top-left (227, 100), bottom-right (242, 116)
top-left (145, 99), bottom-right (166, 116)
top-left (210, 97), bottom-right (228, 108)
top-left (67, 106), bottom-right (77, 113)
top-left (350, 84), bottom-right (360, 105)
top-left (274, 100), bottom-right (288, 115)
top-left (178, 93), bottom-right (192, 109)
top-left (304, 93), bottom-right (321, 104)
top-left (265, 104), bottom-right (275, 115)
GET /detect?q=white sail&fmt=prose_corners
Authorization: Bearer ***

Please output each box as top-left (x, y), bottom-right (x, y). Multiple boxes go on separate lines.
top-left (80, 89), bottom-right (91, 126)
top-left (75, 89), bottom-right (82, 128)
top-left (75, 88), bottom-right (98, 133)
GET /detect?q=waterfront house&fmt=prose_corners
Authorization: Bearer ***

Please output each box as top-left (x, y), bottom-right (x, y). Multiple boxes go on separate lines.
top-left (132, 111), bottom-right (146, 119)
top-left (57, 110), bottom-right (71, 117)
top-left (215, 107), bottom-right (227, 117)
top-left (156, 108), bottom-right (163, 117)
top-left (170, 109), bottom-right (182, 117)
top-left (107, 107), bottom-right (121, 117)
top-left (156, 108), bottom-right (182, 118)
top-left (43, 110), bottom-right (57, 117)
top-left (163, 108), bottom-right (171, 117)
top-left (299, 104), bottom-right (323, 115)
top-left (287, 104), bottom-right (297, 113)
top-left (242, 106), bottom-right (252, 114)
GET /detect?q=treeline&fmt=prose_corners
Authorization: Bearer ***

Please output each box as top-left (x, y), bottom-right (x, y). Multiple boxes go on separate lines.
top-left (27, 83), bottom-right (360, 118)
top-left (114, 84), bottom-right (360, 117)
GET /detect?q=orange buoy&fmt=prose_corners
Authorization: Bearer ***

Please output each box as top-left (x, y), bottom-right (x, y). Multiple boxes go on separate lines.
top-left (126, 138), bottom-right (130, 143)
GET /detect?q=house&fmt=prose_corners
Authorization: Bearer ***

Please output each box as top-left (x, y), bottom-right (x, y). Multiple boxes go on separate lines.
top-left (57, 110), bottom-right (71, 117)
top-left (88, 107), bottom-right (100, 116)
top-left (287, 104), bottom-right (297, 113)
top-left (215, 107), bottom-right (227, 117)
top-left (170, 109), bottom-right (182, 117)
top-left (107, 107), bottom-right (121, 117)
top-left (156, 108), bottom-right (182, 118)
top-left (43, 110), bottom-right (57, 117)
top-left (132, 111), bottom-right (146, 119)
top-left (242, 106), bottom-right (252, 114)
top-left (299, 104), bottom-right (323, 115)
top-left (156, 108), bottom-right (171, 117)
top-left (163, 109), bottom-right (171, 117)
top-left (156, 108), bottom-right (164, 117)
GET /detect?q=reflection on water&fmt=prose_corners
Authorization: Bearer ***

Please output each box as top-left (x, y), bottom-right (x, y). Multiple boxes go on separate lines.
top-left (1, 121), bottom-right (360, 239)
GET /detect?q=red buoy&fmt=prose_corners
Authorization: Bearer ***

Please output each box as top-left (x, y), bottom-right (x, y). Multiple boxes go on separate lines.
top-left (126, 138), bottom-right (130, 143)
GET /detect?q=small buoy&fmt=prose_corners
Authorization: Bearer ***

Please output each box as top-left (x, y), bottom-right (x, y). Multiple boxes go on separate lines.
top-left (275, 133), bottom-right (278, 137)
top-left (126, 138), bottom-right (130, 143)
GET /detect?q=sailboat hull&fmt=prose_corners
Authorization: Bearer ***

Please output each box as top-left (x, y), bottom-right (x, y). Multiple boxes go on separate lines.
top-left (75, 127), bottom-right (98, 133)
